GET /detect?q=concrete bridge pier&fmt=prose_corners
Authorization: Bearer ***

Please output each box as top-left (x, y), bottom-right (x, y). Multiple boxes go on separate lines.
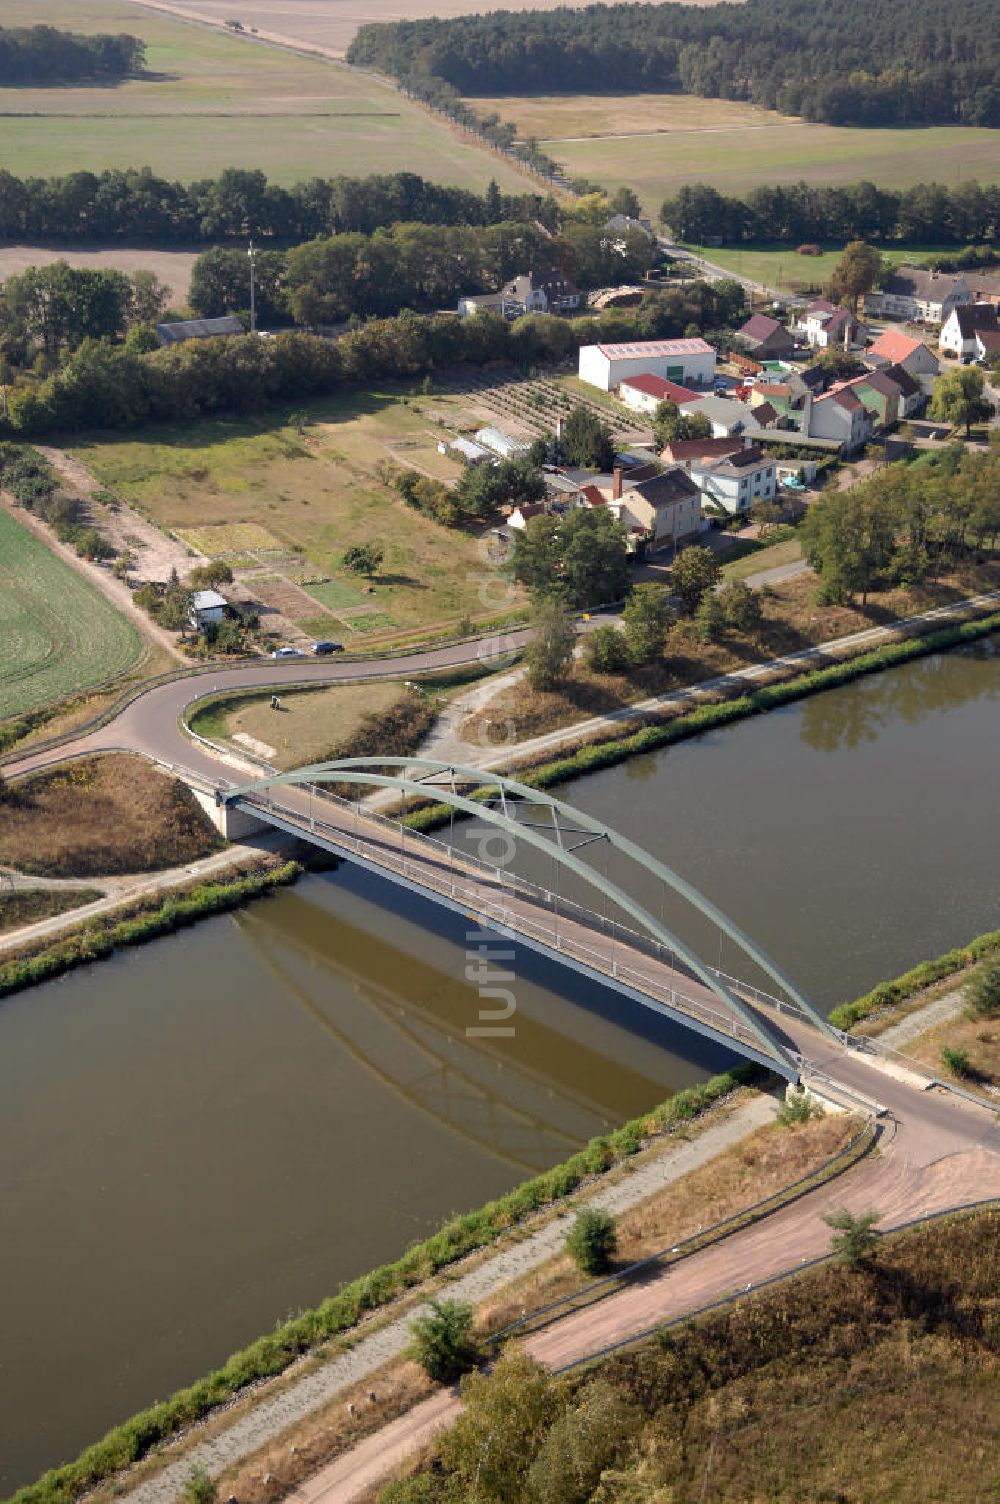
top-left (190, 787), bottom-right (271, 841)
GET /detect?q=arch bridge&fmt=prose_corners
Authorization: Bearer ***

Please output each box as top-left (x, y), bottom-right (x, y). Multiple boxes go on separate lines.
top-left (219, 758), bottom-right (840, 1082)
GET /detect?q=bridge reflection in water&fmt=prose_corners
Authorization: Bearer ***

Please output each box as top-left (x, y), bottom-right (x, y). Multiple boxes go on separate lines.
top-left (222, 759), bottom-right (838, 1083)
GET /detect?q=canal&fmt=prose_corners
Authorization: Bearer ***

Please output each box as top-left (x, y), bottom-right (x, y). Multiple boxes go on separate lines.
top-left (2, 637), bottom-right (999, 1488)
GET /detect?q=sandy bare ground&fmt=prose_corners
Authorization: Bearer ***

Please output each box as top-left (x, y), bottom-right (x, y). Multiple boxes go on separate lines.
top-left (0, 246), bottom-right (197, 308)
top-left (126, 0), bottom-right (734, 62)
top-left (38, 446), bottom-right (205, 588)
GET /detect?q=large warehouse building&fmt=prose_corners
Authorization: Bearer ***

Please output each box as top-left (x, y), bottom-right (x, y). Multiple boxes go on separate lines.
top-left (578, 337), bottom-right (717, 392)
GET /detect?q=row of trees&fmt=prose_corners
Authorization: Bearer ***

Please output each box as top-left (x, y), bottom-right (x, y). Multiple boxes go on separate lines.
top-left (348, 0), bottom-right (1000, 127)
top-left (190, 218), bottom-right (655, 326)
top-left (802, 440), bottom-right (1000, 605)
top-left (0, 166), bottom-right (555, 246)
top-left (660, 179), bottom-right (1000, 248)
top-left (0, 279), bottom-right (746, 438)
top-left (0, 24), bottom-right (143, 83)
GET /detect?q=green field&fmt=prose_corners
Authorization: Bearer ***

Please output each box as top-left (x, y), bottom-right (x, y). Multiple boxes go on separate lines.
top-left (0, 509), bottom-right (142, 721)
top-left (70, 386), bottom-right (527, 641)
top-left (478, 91), bottom-right (1000, 212)
top-left (0, 0), bottom-right (527, 190)
top-left (686, 242), bottom-right (948, 293)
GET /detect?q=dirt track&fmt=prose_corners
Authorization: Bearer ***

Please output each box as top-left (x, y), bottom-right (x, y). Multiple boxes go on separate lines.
top-left (288, 1098), bottom-right (1000, 1502)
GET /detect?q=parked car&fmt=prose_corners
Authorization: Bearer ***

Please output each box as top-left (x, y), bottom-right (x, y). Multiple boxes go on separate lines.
top-left (309, 640), bottom-right (344, 655)
top-left (272, 646), bottom-right (305, 658)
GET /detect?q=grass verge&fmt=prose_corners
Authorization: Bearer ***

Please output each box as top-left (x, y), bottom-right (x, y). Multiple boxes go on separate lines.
top-left (829, 924), bottom-right (1000, 1033)
top-left (7, 1067), bottom-right (752, 1504)
top-left (0, 860), bottom-right (302, 1003)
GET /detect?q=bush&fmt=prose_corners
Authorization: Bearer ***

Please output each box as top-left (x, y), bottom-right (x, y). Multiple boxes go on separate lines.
top-left (584, 624), bottom-right (631, 674)
top-left (824, 1209), bottom-right (880, 1269)
top-left (775, 1089), bottom-right (823, 1126)
top-left (940, 1045), bottom-right (971, 1079)
top-left (965, 962), bottom-right (1000, 1020)
top-left (182, 1467), bottom-right (216, 1504)
top-left (408, 1299), bottom-right (478, 1381)
top-left (565, 1206), bottom-right (618, 1275)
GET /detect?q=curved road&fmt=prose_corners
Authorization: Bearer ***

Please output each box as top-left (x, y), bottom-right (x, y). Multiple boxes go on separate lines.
top-left (2, 631), bottom-right (529, 785)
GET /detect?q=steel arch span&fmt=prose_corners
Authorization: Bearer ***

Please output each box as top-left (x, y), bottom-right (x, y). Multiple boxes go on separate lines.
top-left (223, 757), bottom-right (835, 1071)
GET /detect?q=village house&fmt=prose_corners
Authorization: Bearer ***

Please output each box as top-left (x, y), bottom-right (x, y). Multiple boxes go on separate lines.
top-left (802, 387), bottom-right (871, 452)
top-left (689, 446), bottom-right (778, 517)
top-left (865, 329), bottom-right (940, 382)
top-left (678, 393), bottom-right (756, 437)
top-left (848, 369), bottom-right (902, 430)
top-left (578, 337), bottom-right (716, 392)
top-left (735, 313), bottom-right (796, 359)
top-left (189, 589), bottom-right (228, 629)
top-left (660, 436), bottom-right (746, 469)
top-left (865, 268), bottom-right (971, 324)
top-left (939, 303), bottom-right (999, 359)
top-left (965, 269), bottom-right (1000, 308)
top-left (507, 501), bottom-right (548, 530)
top-left (796, 299), bottom-right (865, 350)
top-left (975, 327), bottom-right (1000, 364)
top-left (604, 212), bottom-right (656, 241)
top-left (502, 270), bottom-right (583, 316)
top-left (618, 373), bottom-right (700, 414)
top-left (880, 362), bottom-right (925, 418)
top-left (613, 467), bottom-right (702, 551)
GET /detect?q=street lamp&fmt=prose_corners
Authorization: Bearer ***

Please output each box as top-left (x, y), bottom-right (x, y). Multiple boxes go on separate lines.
top-left (248, 236), bottom-right (257, 334)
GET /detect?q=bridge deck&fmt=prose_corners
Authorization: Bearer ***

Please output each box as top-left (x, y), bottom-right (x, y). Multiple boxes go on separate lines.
top-left (230, 784), bottom-right (816, 1080)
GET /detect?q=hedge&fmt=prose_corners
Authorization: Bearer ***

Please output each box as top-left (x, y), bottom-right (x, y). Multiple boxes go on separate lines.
top-left (829, 925), bottom-right (1000, 1032)
top-left (404, 609), bottom-right (1000, 833)
top-left (0, 862), bottom-right (303, 1000)
top-left (9, 1066), bottom-right (753, 1504)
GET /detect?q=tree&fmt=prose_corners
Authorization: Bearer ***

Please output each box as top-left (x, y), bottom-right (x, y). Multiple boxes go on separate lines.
top-left (342, 540), bottom-right (384, 576)
top-left (930, 365), bottom-right (992, 437)
top-left (525, 1379), bottom-right (640, 1504)
top-left (824, 1209), bottom-right (880, 1269)
top-left (524, 598), bottom-right (576, 691)
top-left (562, 405), bottom-right (616, 471)
top-left (671, 545), bottom-right (720, 614)
top-left (652, 400), bottom-right (712, 448)
top-left (800, 488), bottom-right (895, 605)
top-left (718, 578), bottom-right (762, 635)
top-left (965, 962), bottom-right (1000, 1020)
top-left (609, 186), bottom-right (643, 220)
top-left (560, 509), bottom-right (630, 608)
top-left (565, 1206), bottom-right (618, 1275)
top-left (621, 582), bottom-right (673, 665)
top-left (829, 241), bottom-right (883, 314)
top-left (441, 1350), bottom-right (562, 1504)
top-left (750, 499), bottom-right (783, 539)
top-left (408, 1299), bottom-right (477, 1382)
top-left (128, 270), bottom-right (169, 327)
top-left (695, 589), bottom-right (725, 642)
top-left (584, 623), bottom-right (631, 674)
top-left (188, 560), bottom-right (234, 590)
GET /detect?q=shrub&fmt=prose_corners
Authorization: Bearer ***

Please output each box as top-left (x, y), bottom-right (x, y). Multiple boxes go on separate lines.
top-left (182, 1466), bottom-right (216, 1504)
top-left (565, 1206), bottom-right (618, 1275)
top-left (584, 623), bottom-right (631, 674)
top-left (824, 1209), bottom-right (880, 1269)
top-left (964, 962), bottom-right (1000, 1020)
top-left (940, 1045), bottom-right (971, 1078)
top-left (408, 1299), bottom-right (478, 1381)
top-left (775, 1089), bottom-right (823, 1126)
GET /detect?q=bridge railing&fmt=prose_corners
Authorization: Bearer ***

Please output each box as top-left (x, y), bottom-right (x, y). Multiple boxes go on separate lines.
top-left (237, 788), bottom-right (775, 1059)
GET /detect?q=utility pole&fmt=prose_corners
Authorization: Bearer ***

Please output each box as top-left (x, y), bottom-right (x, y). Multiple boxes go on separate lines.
top-left (248, 236), bottom-right (257, 334)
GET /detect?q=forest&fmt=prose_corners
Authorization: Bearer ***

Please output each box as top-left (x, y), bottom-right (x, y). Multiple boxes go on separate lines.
top-left (660, 179), bottom-right (1000, 246)
top-left (348, 0), bottom-right (1000, 128)
top-left (0, 167), bottom-right (556, 246)
top-left (0, 25), bottom-right (144, 84)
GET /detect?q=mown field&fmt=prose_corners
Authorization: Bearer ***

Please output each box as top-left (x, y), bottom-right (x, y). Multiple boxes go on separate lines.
top-left (0, 509), bottom-right (142, 722)
top-left (70, 386), bottom-right (527, 643)
top-left (686, 242), bottom-right (946, 294)
top-left (0, 0), bottom-right (527, 189)
top-left (469, 92), bottom-right (1000, 211)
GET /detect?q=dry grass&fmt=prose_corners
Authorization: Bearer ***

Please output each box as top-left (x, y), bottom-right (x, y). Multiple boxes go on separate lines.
top-left (478, 1113), bottom-right (855, 1334)
top-left (198, 681), bottom-right (411, 770)
top-left (0, 754), bottom-right (223, 877)
top-left (906, 1011), bottom-right (1000, 1089)
top-left (0, 888), bottom-right (104, 935)
top-left (463, 561), bottom-right (1000, 745)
